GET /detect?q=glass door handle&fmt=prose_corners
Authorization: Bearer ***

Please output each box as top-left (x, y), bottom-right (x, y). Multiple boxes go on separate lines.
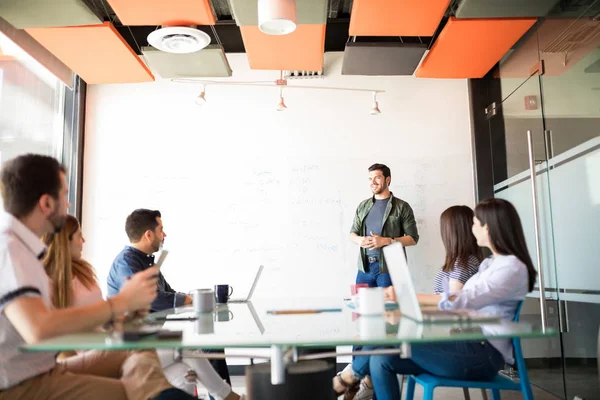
top-left (527, 130), bottom-right (548, 332)
top-left (558, 300), bottom-right (570, 333)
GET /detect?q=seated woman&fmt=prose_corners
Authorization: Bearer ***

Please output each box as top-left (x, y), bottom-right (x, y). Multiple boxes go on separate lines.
top-left (341, 205), bottom-right (483, 400)
top-left (42, 215), bottom-right (242, 400)
top-left (334, 198), bottom-right (537, 400)
top-left (433, 205), bottom-right (482, 294)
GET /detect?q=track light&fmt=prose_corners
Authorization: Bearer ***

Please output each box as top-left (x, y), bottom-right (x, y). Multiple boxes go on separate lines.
top-left (370, 92), bottom-right (381, 115)
top-left (277, 88), bottom-right (287, 111)
top-left (195, 85), bottom-right (207, 106)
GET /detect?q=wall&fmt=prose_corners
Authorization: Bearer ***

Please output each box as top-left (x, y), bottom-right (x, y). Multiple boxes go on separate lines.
top-left (81, 52), bottom-right (475, 301)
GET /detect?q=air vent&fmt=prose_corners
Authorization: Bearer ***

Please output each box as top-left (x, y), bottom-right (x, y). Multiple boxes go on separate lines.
top-left (283, 70), bottom-right (323, 79)
top-left (147, 27), bottom-right (211, 54)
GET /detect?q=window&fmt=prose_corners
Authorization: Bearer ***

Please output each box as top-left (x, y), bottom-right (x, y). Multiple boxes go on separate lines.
top-left (0, 31), bottom-right (66, 164)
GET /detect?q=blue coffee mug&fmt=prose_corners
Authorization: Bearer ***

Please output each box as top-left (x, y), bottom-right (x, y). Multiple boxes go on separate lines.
top-left (214, 284), bottom-right (234, 304)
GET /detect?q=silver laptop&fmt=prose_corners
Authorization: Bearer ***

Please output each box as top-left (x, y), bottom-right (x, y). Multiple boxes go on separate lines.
top-left (228, 265), bottom-right (264, 303)
top-left (383, 243), bottom-right (498, 323)
top-left (246, 301), bottom-right (265, 334)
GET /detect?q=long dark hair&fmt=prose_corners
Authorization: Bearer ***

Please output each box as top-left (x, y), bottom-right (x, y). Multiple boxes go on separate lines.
top-left (475, 198), bottom-right (537, 292)
top-left (440, 206), bottom-right (483, 272)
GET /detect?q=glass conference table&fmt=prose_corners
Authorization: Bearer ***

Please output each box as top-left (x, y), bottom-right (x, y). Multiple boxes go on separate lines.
top-left (23, 297), bottom-right (557, 384)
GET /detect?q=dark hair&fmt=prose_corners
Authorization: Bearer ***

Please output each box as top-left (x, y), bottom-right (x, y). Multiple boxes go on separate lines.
top-left (368, 163), bottom-right (391, 179)
top-left (440, 206), bottom-right (483, 272)
top-left (0, 154), bottom-right (66, 218)
top-left (125, 209), bottom-right (162, 242)
top-left (475, 198), bottom-right (537, 292)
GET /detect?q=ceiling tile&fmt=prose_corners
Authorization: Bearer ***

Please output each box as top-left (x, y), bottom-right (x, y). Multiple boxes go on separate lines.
top-left (415, 17), bottom-right (536, 78)
top-left (27, 23), bottom-right (154, 84)
top-left (342, 43), bottom-right (428, 75)
top-left (349, 0), bottom-right (451, 37)
top-left (456, 0), bottom-right (559, 18)
top-left (0, 0), bottom-right (101, 29)
top-left (142, 45), bottom-right (232, 78)
top-left (240, 25), bottom-right (325, 71)
top-left (230, 0), bottom-right (327, 25)
top-left (106, 0), bottom-right (216, 26)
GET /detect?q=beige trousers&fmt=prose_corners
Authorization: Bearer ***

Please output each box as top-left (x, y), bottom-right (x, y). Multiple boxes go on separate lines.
top-left (0, 350), bottom-right (172, 400)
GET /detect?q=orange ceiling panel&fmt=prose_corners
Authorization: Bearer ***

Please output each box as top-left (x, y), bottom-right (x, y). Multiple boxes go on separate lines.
top-left (106, 0), bottom-right (215, 26)
top-left (26, 23), bottom-right (154, 84)
top-left (415, 17), bottom-right (536, 79)
top-left (349, 0), bottom-right (451, 37)
top-left (240, 25), bottom-right (325, 71)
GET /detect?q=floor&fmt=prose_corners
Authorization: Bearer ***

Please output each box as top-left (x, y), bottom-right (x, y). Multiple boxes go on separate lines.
top-left (197, 375), bottom-right (564, 399)
top-left (529, 365), bottom-right (599, 400)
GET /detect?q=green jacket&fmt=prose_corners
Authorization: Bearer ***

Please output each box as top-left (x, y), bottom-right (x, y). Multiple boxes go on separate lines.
top-left (350, 193), bottom-right (419, 273)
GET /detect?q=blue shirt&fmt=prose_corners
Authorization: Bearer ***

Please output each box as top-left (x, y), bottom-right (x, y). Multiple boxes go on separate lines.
top-left (438, 254), bottom-right (530, 364)
top-left (107, 246), bottom-right (187, 312)
top-left (364, 197), bottom-right (390, 257)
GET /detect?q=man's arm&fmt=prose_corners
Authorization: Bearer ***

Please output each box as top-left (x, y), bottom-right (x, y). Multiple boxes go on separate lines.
top-left (4, 266), bottom-right (159, 343)
top-left (399, 202), bottom-right (419, 246)
top-left (151, 274), bottom-right (192, 311)
top-left (350, 204), bottom-right (374, 248)
top-left (5, 296), bottom-right (122, 343)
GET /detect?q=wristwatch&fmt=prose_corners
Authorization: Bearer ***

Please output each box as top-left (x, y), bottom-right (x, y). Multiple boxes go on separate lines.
top-left (389, 237), bottom-right (395, 245)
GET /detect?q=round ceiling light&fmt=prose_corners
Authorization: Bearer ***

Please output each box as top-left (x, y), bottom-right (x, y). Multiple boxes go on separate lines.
top-left (258, 0), bottom-right (297, 35)
top-left (147, 27), bottom-right (211, 54)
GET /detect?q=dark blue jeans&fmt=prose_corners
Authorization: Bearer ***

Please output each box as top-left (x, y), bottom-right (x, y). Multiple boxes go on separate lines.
top-left (354, 261), bottom-right (392, 360)
top-left (356, 261), bottom-right (392, 288)
top-left (352, 342), bottom-right (504, 400)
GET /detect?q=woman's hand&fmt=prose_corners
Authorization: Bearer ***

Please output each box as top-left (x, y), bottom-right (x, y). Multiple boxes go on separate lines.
top-left (384, 286), bottom-right (397, 302)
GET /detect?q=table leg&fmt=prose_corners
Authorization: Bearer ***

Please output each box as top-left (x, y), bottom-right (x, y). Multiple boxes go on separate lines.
top-left (401, 342), bottom-right (411, 359)
top-left (271, 345), bottom-right (286, 385)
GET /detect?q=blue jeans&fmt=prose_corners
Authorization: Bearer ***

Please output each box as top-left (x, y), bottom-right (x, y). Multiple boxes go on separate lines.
top-left (356, 261), bottom-right (392, 287)
top-left (352, 342), bottom-right (504, 400)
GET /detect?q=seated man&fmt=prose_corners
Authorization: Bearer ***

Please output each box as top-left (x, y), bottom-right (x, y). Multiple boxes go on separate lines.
top-left (0, 154), bottom-right (194, 400)
top-left (107, 209), bottom-right (232, 389)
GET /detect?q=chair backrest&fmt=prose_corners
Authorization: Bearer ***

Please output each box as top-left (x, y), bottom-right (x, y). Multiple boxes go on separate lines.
top-left (511, 301), bottom-right (526, 372)
top-left (513, 300), bottom-right (524, 323)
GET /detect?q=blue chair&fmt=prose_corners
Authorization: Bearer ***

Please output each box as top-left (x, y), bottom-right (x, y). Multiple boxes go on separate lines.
top-left (404, 302), bottom-right (533, 400)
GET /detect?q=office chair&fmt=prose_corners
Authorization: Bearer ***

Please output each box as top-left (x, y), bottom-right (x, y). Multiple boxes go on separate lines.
top-left (404, 302), bottom-right (533, 400)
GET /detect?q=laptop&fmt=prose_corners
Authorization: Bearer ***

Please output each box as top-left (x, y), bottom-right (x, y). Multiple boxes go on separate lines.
top-left (383, 243), bottom-right (498, 323)
top-left (228, 265), bottom-right (264, 303)
top-left (246, 301), bottom-right (265, 334)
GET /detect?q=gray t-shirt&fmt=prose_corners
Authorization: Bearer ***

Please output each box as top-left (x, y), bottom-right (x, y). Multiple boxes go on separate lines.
top-left (365, 197), bottom-right (390, 257)
top-left (0, 212), bottom-right (56, 389)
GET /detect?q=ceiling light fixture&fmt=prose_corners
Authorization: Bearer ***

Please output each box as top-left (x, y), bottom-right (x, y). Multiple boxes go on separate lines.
top-left (277, 88), bottom-right (287, 111)
top-left (173, 71), bottom-right (385, 113)
top-left (370, 92), bottom-right (381, 115)
top-left (258, 0), bottom-right (297, 36)
top-left (147, 26), bottom-right (211, 54)
top-left (195, 85), bottom-right (207, 106)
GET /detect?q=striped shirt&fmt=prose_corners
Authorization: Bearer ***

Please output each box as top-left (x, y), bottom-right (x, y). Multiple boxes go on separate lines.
top-left (433, 255), bottom-right (480, 294)
top-left (0, 212), bottom-right (56, 389)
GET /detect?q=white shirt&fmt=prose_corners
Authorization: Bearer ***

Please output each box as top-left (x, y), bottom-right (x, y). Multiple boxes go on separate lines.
top-left (0, 212), bottom-right (56, 389)
top-left (439, 255), bottom-right (530, 364)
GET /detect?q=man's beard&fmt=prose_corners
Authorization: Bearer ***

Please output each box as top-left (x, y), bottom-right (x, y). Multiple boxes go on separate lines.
top-left (372, 183), bottom-right (387, 195)
top-left (152, 239), bottom-right (162, 253)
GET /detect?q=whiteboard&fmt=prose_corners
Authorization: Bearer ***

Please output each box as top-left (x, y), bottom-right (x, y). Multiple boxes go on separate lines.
top-left (82, 54), bottom-right (475, 300)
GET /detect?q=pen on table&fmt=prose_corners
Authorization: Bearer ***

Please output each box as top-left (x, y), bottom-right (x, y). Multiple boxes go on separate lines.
top-left (267, 308), bottom-right (342, 315)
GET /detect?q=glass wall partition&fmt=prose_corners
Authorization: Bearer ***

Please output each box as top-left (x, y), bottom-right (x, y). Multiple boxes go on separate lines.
top-left (485, 1), bottom-right (600, 398)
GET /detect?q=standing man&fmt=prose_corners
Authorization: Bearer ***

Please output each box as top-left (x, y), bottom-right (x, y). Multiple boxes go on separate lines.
top-left (350, 163), bottom-right (419, 287)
